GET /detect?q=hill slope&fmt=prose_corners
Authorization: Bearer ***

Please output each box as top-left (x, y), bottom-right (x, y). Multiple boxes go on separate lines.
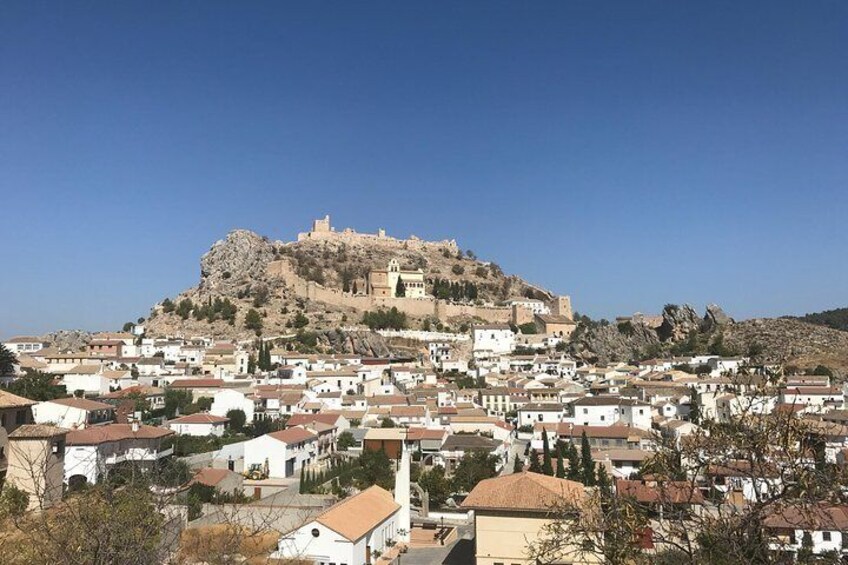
top-left (791, 307), bottom-right (848, 333)
top-left (143, 227), bottom-right (551, 340)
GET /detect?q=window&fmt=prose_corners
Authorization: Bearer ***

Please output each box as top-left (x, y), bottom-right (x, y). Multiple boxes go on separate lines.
top-left (311, 528), bottom-right (320, 538)
top-left (823, 531), bottom-right (832, 541)
top-left (15, 410), bottom-right (26, 425)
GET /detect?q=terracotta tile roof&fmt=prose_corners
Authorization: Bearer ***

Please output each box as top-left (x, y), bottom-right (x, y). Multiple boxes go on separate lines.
top-left (170, 413), bottom-right (229, 424)
top-left (266, 427), bottom-right (317, 445)
top-left (191, 468), bottom-right (236, 487)
top-left (48, 397), bottom-right (114, 411)
top-left (168, 378), bottom-right (225, 388)
top-left (315, 485), bottom-right (400, 541)
top-left (0, 389), bottom-right (38, 409)
top-left (66, 424), bottom-right (174, 445)
top-left (616, 480), bottom-right (704, 505)
top-left (9, 424), bottom-right (67, 439)
top-left (67, 364), bottom-right (103, 375)
top-left (406, 427), bottom-right (448, 441)
top-left (390, 405), bottom-right (426, 417)
top-left (285, 413), bottom-right (343, 428)
top-left (764, 504), bottom-right (848, 531)
top-left (101, 385), bottom-right (165, 398)
top-left (367, 395), bottom-right (409, 406)
top-left (4, 336), bottom-right (43, 343)
top-left (462, 472), bottom-right (584, 511)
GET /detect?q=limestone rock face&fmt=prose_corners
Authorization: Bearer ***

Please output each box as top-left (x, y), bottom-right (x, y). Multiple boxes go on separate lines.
top-left (570, 320), bottom-right (660, 365)
top-left (40, 329), bottom-right (92, 352)
top-left (703, 304), bottom-right (733, 331)
top-left (657, 304), bottom-right (702, 342)
top-left (320, 329), bottom-right (392, 357)
top-left (199, 229), bottom-right (278, 294)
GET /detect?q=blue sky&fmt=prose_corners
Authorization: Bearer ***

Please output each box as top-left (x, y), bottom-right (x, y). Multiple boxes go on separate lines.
top-left (1, 1), bottom-right (846, 337)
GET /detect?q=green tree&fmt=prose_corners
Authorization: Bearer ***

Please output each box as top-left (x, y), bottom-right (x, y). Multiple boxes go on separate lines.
top-left (417, 465), bottom-right (451, 507)
top-left (528, 449), bottom-right (542, 473)
top-left (452, 449), bottom-right (499, 493)
top-left (565, 442), bottom-right (581, 482)
top-left (580, 431), bottom-right (596, 486)
top-left (163, 388), bottom-right (193, 418)
top-left (689, 392), bottom-right (701, 425)
top-left (161, 298), bottom-right (175, 313)
top-left (542, 428), bottom-right (554, 476)
top-left (293, 311), bottom-right (309, 329)
top-left (395, 276), bottom-right (405, 297)
top-left (513, 455), bottom-right (524, 473)
top-left (4, 370), bottom-right (65, 401)
top-left (176, 298), bottom-right (194, 320)
top-left (555, 444), bottom-right (565, 479)
top-left (244, 308), bottom-right (263, 334)
top-left (0, 344), bottom-right (17, 376)
top-left (355, 448), bottom-right (395, 490)
top-left (226, 409), bottom-right (247, 432)
top-left (336, 431), bottom-right (356, 450)
top-left (380, 417), bottom-right (397, 428)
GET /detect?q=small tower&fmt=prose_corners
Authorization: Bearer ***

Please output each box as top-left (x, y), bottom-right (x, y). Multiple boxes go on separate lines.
top-left (394, 441), bottom-right (411, 543)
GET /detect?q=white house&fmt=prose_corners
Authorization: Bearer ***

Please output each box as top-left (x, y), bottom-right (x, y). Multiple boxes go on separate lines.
top-left (62, 364), bottom-right (111, 395)
top-left (168, 413), bottom-right (229, 437)
top-left (274, 485), bottom-right (401, 564)
top-left (765, 504), bottom-right (848, 558)
top-left (472, 324), bottom-right (515, 359)
top-left (518, 403), bottom-right (568, 428)
top-left (243, 427), bottom-right (317, 478)
top-left (32, 397), bottom-right (115, 429)
top-left (210, 389), bottom-right (256, 422)
top-left (2, 336), bottom-right (45, 355)
top-left (64, 423), bottom-right (174, 485)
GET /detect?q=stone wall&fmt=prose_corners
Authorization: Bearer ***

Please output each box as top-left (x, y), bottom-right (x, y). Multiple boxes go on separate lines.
top-left (267, 258), bottom-right (519, 323)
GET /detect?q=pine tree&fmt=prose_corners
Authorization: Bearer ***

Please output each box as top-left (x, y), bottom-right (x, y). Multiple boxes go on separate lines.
top-left (690, 392), bottom-right (701, 424)
top-left (395, 276), bottom-right (405, 297)
top-left (352, 281), bottom-right (358, 295)
top-left (542, 428), bottom-right (554, 476)
top-left (580, 431), bottom-right (596, 486)
top-left (513, 455), bottom-right (524, 473)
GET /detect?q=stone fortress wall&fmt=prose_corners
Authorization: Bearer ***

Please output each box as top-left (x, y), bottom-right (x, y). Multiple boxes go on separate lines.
top-left (278, 215), bottom-right (572, 325)
top-left (268, 257), bottom-right (529, 324)
top-left (296, 215), bottom-right (460, 253)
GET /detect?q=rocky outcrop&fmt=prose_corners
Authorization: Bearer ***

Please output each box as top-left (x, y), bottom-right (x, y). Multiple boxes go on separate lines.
top-left (319, 329), bottom-right (393, 357)
top-left (40, 329), bottom-right (92, 352)
top-left (199, 230), bottom-right (279, 295)
top-left (703, 304), bottom-right (733, 331)
top-left (570, 320), bottom-right (661, 365)
top-left (657, 304), bottom-right (702, 342)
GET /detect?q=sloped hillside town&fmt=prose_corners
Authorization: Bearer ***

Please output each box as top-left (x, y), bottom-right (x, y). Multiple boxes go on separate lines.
top-left (3, 273), bottom-right (848, 563)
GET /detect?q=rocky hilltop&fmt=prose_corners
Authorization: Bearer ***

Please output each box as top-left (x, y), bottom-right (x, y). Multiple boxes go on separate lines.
top-left (570, 303), bottom-right (848, 376)
top-left (139, 220), bottom-right (848, 373)
top-left (143, 223), bottom-right (550, 344)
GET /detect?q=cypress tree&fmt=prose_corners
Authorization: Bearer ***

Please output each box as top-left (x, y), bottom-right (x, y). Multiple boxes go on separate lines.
top-left (580, 431), bottom-right (596, 486)
top-left (555, 443), bottom-right (565, 479)
top-left (542, 428), bottom-right (554, 476)
top-left (528, 449), bottom-right (542, 473)
top-left (566, 442), bottom-right (581, 481)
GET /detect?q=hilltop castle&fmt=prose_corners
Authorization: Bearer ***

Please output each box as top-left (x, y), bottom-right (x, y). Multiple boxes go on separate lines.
top-left (297, 215), bottom-right (459, 252)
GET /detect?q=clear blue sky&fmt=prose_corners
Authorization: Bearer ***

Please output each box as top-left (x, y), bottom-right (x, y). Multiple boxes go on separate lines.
top-left (2, 1), bottom-right (846, 337)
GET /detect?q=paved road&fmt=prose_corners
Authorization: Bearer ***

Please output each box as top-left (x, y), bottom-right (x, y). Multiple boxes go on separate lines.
top-left (501, 437), bottom-right (528, 475)
top-left (401, 524), bottom-right (474, 565)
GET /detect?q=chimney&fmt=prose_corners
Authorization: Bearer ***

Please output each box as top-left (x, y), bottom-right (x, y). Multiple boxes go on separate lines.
top-left (131, 420), bottom-right (140, 432)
